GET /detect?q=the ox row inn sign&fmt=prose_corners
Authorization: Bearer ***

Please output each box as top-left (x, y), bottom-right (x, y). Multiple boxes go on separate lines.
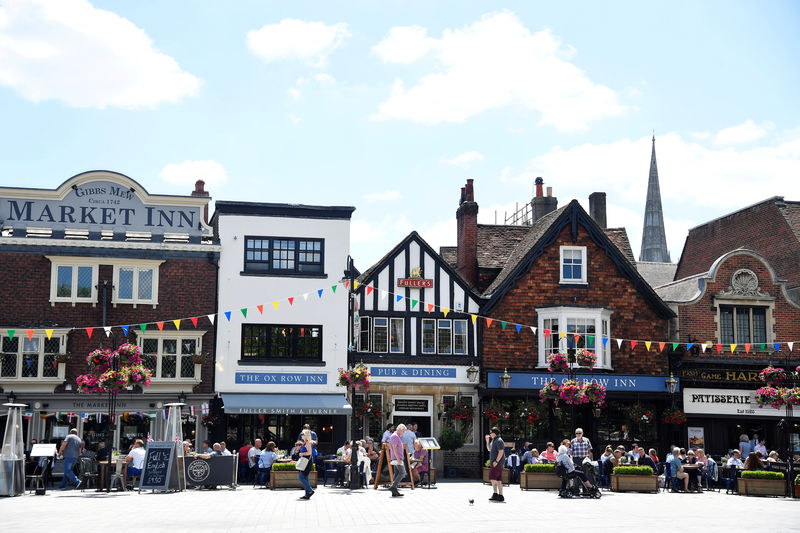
top-left (0, 171), bottom-right (210, 238)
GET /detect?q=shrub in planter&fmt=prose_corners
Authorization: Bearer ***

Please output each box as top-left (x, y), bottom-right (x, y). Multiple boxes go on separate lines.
top-left (739, 470), bottom-right (785, 497)
top-left (524, 463), bottom-right (555, 473)
top-left (740, 470), bottom-right (783, 480)
top-left (521, 462), bottom-right (559, 490)
top-left (611, 465), bottom-right (658, 493)
top-left (271, 461), bottom-right (316, 471)
top-left (612, 466), bottom-right (654, 476)
top-left (795, 474), bottom-right (800, 485)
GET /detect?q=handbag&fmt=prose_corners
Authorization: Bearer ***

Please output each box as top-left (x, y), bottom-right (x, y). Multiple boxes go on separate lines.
top-left (295, 456), bottom-right (309, 471)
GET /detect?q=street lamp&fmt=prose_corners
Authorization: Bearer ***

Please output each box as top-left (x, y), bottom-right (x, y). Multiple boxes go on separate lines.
top-left (499, 368), bottom-right (511, 389)
top-left (178, 391), bottom-right (187, 404)
top-left (466, 362), bottom-right (479, 383)
top-left (6, 391), bottom-right (15, 404)
top-left (437, 400), bottom-right (446, 420)
top-left (665, 373), bottom-right (678, 408)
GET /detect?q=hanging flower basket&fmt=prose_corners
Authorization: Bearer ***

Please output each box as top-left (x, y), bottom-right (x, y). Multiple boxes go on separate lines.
top-left (558, 380), bottom-right (586, 405)
top-left (784, 387), bottom-right (800, 407)
top-left (628, 404), bottom-right (654, 423)
top-left (484, 404), bottom-right (510, 423)
top-left (87, 349), bottom-right (114, 371)
top-left (518, 403), bottom-right (547, 424)
top-left (55, 353), bottom-right (72, 363)
top-left (663, 408), bottom-right (687, 425)
top-left (76, 374), bottom-right (102, 394)
top-left (337, 363), bottom-right (370, 392)
top-left (97, 369), bottom-right (127, 393)
top-left (758, 366), bottom-right (787, 387)
top-left (202, 414), bottom-right (222, 428)
top-left (574, 349), bottom-right (597, 369)
top-left (583, 382), bottom-right (607, 406)
top-left (116, 343), bottom-right (143, 365)
top-left (77, 343), bottom-right (153, 395)
top-left (446, 403), bottom-right (474, 420)
top-left (547, 353), bottom-right (569, 373)
top-left (756, 386), bottom-right (786, 409)
top-left (124, 364), bottom-right (153, 387)
top-left (538, 381), bottom-right (561, 403)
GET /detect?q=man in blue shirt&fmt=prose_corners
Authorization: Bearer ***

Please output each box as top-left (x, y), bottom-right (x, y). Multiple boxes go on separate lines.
top-left (669, 447), bottom-right (689, 491)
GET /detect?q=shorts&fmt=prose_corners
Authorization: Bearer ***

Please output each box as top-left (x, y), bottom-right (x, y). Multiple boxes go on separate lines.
top-left (675, 471), bottom-right (688, 480)
top-left (489, 463), bottom-right (503, 481)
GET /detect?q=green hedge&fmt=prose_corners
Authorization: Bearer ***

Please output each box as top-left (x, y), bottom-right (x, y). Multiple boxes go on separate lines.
top-left (271, 461), bottom-right (316, 472)
top-left (524, 463), bottom-right (555, 473)
top-left (612, 466), bottom-right (654, 476)
top-left (740, 470), bottom-right (783, 480)
top-left (795, 474), bottom-right (800, 485)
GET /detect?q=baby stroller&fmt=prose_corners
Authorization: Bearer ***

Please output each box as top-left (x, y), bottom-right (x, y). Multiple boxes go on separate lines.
top-left (555, 461), bottom-right (601, 499)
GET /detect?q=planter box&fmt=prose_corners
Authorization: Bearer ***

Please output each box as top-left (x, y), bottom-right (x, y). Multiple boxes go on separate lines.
top-left (795, 485), bottom-right (800, 498)
top-left (738, 478), bottom-right (786, 497)
top-left (270, 470), bottom-right (318, 490)
top-left (520, 471), bottom-right (561, 490)
top-left (482, 467), bottom-right (510, 485)
top-left (610, 474), bottom-right (659, 493)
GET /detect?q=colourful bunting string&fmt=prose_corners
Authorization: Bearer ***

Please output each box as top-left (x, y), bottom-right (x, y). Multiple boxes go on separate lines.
top-left (471, 315), bottom-right (477, 325)
top-left (240, 308), bottom-right (248, 318)
top-left (501, 321), bottom-right (507, 330)
top-left (515, 324), bottom-right (521, 334)
top-left (207, 314), bottom-right (215, 325)
top-left (443, 308), bottom-right (449, 317)
top-left (7, 330), bottom-right (14, 340)
top-left (645, 341), bottom-right (652, 351)
top-left (86, 328), bottom-right (93, 338)
top-left (46, 329), bottom-right (53, 340)
top-left (273, 301), bottom-right (279, 311)
top-left (396, 295), bottom-right (403, 303)
top-left (173, 320), bottom-right (181, 330)
top-left (411, 299), bottom-right (418, 309)
top-left (104, 326), bottom-right (111, 337)
top-left (745, 344), bottom-right (751, 353)
top-left (331, 285), bottom-right (337, 293)
top-left (157, 321), bottom-right (164, 331)
top-left (659, 342), bottom-right (666, 352)
top-left (288, 297), bottom-right (294, 306)
top-left (630, 340), bottom-right (637, 350)
top-left (730, 344), bottom-right (737, 353)
top-left (257, 305), bottom-right (263, 314)
top-left (318, 289), bottom-right (324, 298)
top-left (224, 312), bottom-right (231, 322)
top-left (602, 337), bottom-right (609, 347)
top-left (26, 329), bottom-right (34, 340)
top-left (366, 286), bottom-right (373, 296)
top-left (485, 318), bottom-right (493, 328)
top-left (428, 304), bottom-right (435, 313)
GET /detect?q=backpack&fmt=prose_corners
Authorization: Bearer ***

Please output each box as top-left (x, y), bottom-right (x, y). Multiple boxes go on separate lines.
top-left (554, 461), bottom-right (567, 478)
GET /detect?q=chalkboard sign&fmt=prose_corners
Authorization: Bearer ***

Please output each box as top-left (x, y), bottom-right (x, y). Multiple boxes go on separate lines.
top-left (394, 399), bottom-right (429, 412)
top-left (139, 442), bottom-right (181, 492)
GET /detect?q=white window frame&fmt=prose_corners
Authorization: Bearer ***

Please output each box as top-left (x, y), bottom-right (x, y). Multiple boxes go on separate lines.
top-left (0, 329), bottom-right (68, 386)
top-left (112, 260), bottom-right (163, 308)
top-left (389, 318), bottom-right (404, 353)
top-left (421, 318), bottom-right (436, 354)
top-left (453, 319), bottom-right (468, 355)
top-left (373, 317), bottom-right (389, 353)
top-left (536, 307), bottom-right (612, 369)
top-left (559, 246), bottom-right (587, 284)
top-left (47, 257), bottom-right (98, 306)
top-left (357, 317), bottom-right (370, 352)
top-left (137, 332), bottom-right (204, 388)
top-left (437, 319), bottom-right (452, 355)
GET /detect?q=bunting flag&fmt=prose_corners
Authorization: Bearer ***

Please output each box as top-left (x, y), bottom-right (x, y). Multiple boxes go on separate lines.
top-left (7, 330), bottom-right (14, 340)
top-left (645, 341), bottom-right (652, 351)
top-left (516, 324), bottom-right (522, 334)
top-left (759, 343), bottom-right (766, 352)
top-left (559, 332), bottom-right (566, 339)
top-left (302, 293), bottom-right (309, 301)
top-left (288, 297), bottom-right (294, 306)
top-left (573, 333), bottom-right (580, 344)
top-left (381, 290), bottom-right (388, 300)
top-left (745, 344), bottom-right (751, 353)
top-left (686, 343), bottom-right (694, 351)
top-left (501, 321), bottom-right (507, 330)
top-left (240, 308), bottom-right (248, 318)
top-left (659, 342), bottom-right (666, 352)
top-left (157, 321), bottom-right (165, 331)
top-left (224, 311), bottom-right (231, 322)
top-left (207, 314), bottom-right (215, 325)
top-left (201, 403), bottom-right (209, 415)
top-left (471, 315), bottom-right (477, 325)
top-left (104, 326), bottom-right (111, 337)
top-left (485, 318), bottom-right (493, 328)
top-left (344, 281), bottom-right (350, 289)
top-left (122, 325), bottom-right (130, 335)
top-left (45, 329), bottom-right (54, 340)
top-left (603, 337), bottom-right (609, 347)
top-left (616, 338), bottom-right (623, 348)
top-left (544, 329), bottom-right (551, 338)
top-left (789, 342), bottom-right (794, 352)
top-left (716, 344), bottom-right (722, 354)
top-left (331, 285), bottom-right (337, 293)
top-left (189, 405), bottom-right (196, 416)
top-left (730, 344), bottom-right (737, 353)
top-left (428, 304), bottom-right (435, 313)
top-left (411, 299), bottom-right (418, 309)
top-left (256, 305), bottom-right (263, 314)
top-left (672, 343), bottom-right (679, 351)
top-left (272, 301), bottom-right (279, 311)
top-left (86, 327), bottom-right (93, 338)
top-left (23, 411), bottom-right (32, 420)
top-left (443, 308), bottom-right (449, 317)
top-left (396, 295), bottom-right (403, 303)
top-left (630, 340), bottom-right (638, 350)
top-left (531, 327), bottom-right (537, 335)
top-left (318, 289), bottom-right (324, 298)
top-left (148, 411), bottom-right (156, 419)
top-left (140, 323), bottom-right (147, 333)
top-left (173, 319), bottom-right (181, 330)
top-left (588, 336), bottom-right (594, 347)
top-left (774, 343), bottom-right (781, 352)
top-left (190, 317), bottom-right (198, 327)
top-left (26, 329), bottom-right (34, 340)
top-left (354, 282), bottom-right (360, 290)
top-left (366, 286), bottom-right (373, 296)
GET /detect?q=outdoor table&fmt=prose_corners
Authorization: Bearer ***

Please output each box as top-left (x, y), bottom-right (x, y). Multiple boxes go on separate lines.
top-left (96, 458), bottom-right (126, 492)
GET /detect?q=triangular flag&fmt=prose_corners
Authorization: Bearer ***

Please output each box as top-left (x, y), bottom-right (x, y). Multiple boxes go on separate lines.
top-left (573, 334), bottom-right (580, 344)
top-left (103, 326), bottom-right (111, 337)
top-left (26, 329), bottom-right (34, 340)
top-left (471, 315), bottom-right (477, 325)
top-left (730, 344), bottom-right (737, 353)
top-left (366, 286), bottom-right (373, 296)
top-left (515, 324), bottom-right (521, 334)
top-left (715, 344), bottom-right (722, 354)
top-left (257, 305), bottom-right (263, 314)
top-left (588, 335), bottom-right (594, 347)
top-left (396, 295), bottom-right (403, 303)
top-left (318, 289), bottom-right (324, 298)
top-left (531, 327), bottom-right (537, 334)
top-left (602, 337), bottom-right (609, 347)
top-left (544, 329), bottom-right (551, 338)
top-left (303, 293), bottom-right (309, 301)
top-left (616, 338), bottom-right (623, 348)
top-left (672, 342), bottom-right (679, 351)
top-left (273, 301), bottom-right (279, 310)
top-left (288, 297), bottom-right (294, 306)
top-left (122, 325), bottom-right (129, 335)
top-left (173, 320), bottom-right (181, 330)
top-left (630, 340), bottom-right (638, 350)
top-left (381, 290), bottom-right (388, 300)
top-left (224, 311), bottom-right (231, 322)
top-left (331, 285), bottom-right (337, 293)
top-left (240, 308), bottom-right (248, 318)
top-left (45, 329), bottom-right (53, 340)
top-left (659, 342), bottom-right (666, 352)
top-left (7, 330), bottom-right (14, 339)
top-left (559, 332), bottom-right (566, 339)
top-left (157, 321), bottom-right (164, 331)
top-left (443, 308), bottom-right (449, 317)
top-left (773, 343), bottom-right (780, 352)
top-left (428, 304), bottom-right (435, 313)
top-left (686, 343), bottom-right (694, 351)
top-left (645, 341), bottom-right (652, 351)
top-left (344, 281), bottom-right (350, 288)
top-left (501, 321), bottom-right (507, 330)
top-left (788, 342), bottom-right (794, 352)
top-left (411, 299), bottom-right (418, 309)
top-left (207, 314), bottom-right (215, 325)
top-left (745, 344), bottom-right (751, 353)
top-left (86, 327), bottom-right (93, 338)
top-left (190, 317), bottom-right (198, 328)
top-left (354, 281), bottom-right (360, 290)
top-left (485, 318), bottom-right (493, 328)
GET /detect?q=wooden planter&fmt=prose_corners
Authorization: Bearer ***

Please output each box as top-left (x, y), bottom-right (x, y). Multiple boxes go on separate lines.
top-left (270, 470), bottom-right (318, 490)
top-left (610, 474), bottom-right (659, 493)
top-left (738, 478), bottom-right (786, 497)
top-left (482, 467), bottom-right (509, 485)
top-left (794, 485), bottom-right (800, 498)
top-left (520, 471), bottom-right (561, 490)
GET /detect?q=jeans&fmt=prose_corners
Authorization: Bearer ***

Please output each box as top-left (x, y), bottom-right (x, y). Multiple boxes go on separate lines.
top-left (298, 470), bottom-right (313, 495)
top-left (59, 457), bottom-right (80, 488)
top-left (257, 468), bottom-right (271, 486)
top-left (390, 462), bottom-right (406, 492)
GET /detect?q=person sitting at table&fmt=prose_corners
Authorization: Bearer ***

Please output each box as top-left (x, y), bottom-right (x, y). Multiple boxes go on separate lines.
top-left (183, 440), bottom-right (194, 456)
top-left (529, 448), bottom-right (541, 465)
top-left (766, 450), bottom-right (779, 462)
top-left (256, 441), bottom-right (278, 487)
top-left (727, 450), bottom-right (744, 469)
top-left (355, 440), bottom-right (373, 484)
top-left (743, 452), bottom-right (765, 471)
top-left (669, 447), bottom-right (690, 492)
top-left (381, 423), bottom-right (394, 444)
top-left (202, 440), bottom-right (212, 454)
top-left (337, 442), bottom-right (351, 457)
top-left (220, 441), bottom-right (232, 456)
top-left (410, 440), bottom-right (429, 484)
top-left (754, 438), bottom-right (767, 455)
top-left (599, 445), bottom-right (613, 464)
top-left (640, 448), bottom-right (658, 472)
top-left (540, 442), bottom-right (557, 463)
top-left (125, 439), bottom-right (146, 478)
top-left (685, 450), bottom-right (703, 492)
top-left (608, 448), bottom-right (623, 468)
top-left (628, 444), bottom-right (643, 464)
top-left (96, 441), bottom-right (111, 462)
top-left (210, 443), bottom-right (223, 456)
top-left (248, 439), bottom-right (262, 482)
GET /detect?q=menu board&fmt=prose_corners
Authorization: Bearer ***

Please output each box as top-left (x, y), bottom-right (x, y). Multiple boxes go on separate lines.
top-left (139, 442), bottom-right (176, 491)
top-left (394, 399), bottom-right (429, 412)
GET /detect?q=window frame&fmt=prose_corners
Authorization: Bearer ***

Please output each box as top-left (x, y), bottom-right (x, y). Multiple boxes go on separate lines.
top-left (0, 329), bottom-right (68, 382)
top-left (137, 333), bottom-right (204, 381)
top-left (421, 318), bottom-right (436, 354)
top-left (453, 319), bottom-right (468, 355)
top-left (437, 319), bottom-right (452, 355)
top-left (372, 318), bottom-right (388, 354)
top-left (47, 257), bottom-right (98, 305)
top-left (243, 236), bottom-right (325, 276)
top-left (111, 260), bottom-right (163, 308)
top-left (389, 317), bottom-right (404, 353)
top-left (536, 307), bottom-right (612, 369)
top-left (357, 316), bottom-right (370, 352)
top-left (240, 323), bottom-right (324, 362)
top-left (718, 305), bottom-right (769, 345)
top-left (559, 245), bottom-right (587, 284)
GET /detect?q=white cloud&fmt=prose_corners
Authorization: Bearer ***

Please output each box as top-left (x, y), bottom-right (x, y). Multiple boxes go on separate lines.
top-left (159, 160), bottom-right (228, 191)
top-left (362, 190), bottom-right (402, 202)
top-left (247, 19), bottom-right (349, 67)
top-left (288, 88), bottom-right (301, 101)
top-left (690, 131), bottom-right (710, 140)
top-left (441, 151), bottom-right (485, 168)
top-left (0, 0), bottom-right (200, 109)
top-left (288, 114), bottom-right (302, 125)
top-left (712, 119), bottom-right (771, 146)
top-left (371, 10), bottom-right (627, 131)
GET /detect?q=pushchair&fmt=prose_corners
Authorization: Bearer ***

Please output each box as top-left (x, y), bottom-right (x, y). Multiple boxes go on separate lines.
top-left (555, 461), bottom-right (602, 499)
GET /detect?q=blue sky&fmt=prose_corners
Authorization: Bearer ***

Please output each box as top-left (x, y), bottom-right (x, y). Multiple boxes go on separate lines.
top-left (2, 1), bottom-right (799, 272)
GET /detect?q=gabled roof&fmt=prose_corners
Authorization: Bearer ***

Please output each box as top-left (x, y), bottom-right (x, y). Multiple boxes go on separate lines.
top-left (476, 224), bottom-right (532, 270)
top-left (440, 246), bottom-right (457, 269)
top-left (637, 261), bottom-right (678, 288)
top-left (605, 227), bottom-right (635, 263)
top-left (482, 200), bottom-right (675, 318)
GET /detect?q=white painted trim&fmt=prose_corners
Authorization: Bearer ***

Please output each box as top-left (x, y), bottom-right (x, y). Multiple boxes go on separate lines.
top-left (559, 245), bottom-right (588, 284)
top-left (6, 237), bottom-right (219, 252)
top-left (111, 259), bottom-right (165, 307)
top-left (46, 257), bottom-right (99, 305)
top-left (536, 306), bottom-right (613, 369)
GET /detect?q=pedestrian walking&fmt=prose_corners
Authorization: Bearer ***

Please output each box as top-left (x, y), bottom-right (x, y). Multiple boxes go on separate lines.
top-left (389, 424), bottom-right (407, 497)
top-left (297, 429), bottom-right (316, 499)
top-left (486, 427), bottom-right (505, 502)
top-left (57, 428), bottom-right (82, 490)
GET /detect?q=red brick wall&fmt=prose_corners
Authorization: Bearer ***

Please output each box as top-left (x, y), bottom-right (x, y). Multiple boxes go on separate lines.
top-left (676, 252), bottom-right (800, 364)
top-left (482, 224), bottom-right (669, 375)
top-left (0, 252), bottom-right (218, 393)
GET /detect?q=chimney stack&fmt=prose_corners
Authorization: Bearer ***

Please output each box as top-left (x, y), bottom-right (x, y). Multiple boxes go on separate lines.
top-left (531, 178), bottom-right (558, 222)
top-left (535, 177), bottom-right (544, 197)
top-left (456, 179), bottom-right (479, 286)
top-left (192, 179), bottom-right (210, 224)
top-left (589, 192), bottom-right (607, 229)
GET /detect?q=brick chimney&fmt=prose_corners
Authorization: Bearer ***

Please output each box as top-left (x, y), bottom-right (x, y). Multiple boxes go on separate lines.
top-left (191, 179), bottom-right (210, 224)
top-left (589, 192), bottom-right (607, 229)
top-left (531, 177), bottom-right (557, 222)
top-left (456, 179), bottom-right (479, 286)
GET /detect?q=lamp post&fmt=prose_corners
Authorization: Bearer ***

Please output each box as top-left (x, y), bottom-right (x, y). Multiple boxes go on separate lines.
top-left (466, 362), bottom-right (479, 384)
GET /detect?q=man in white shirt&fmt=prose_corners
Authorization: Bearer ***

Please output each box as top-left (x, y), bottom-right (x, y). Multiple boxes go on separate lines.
top-left (727, 450), bottom-right (744, 468)
top-left (125, 439), bottom-right (147, 477)
top-left (248, 439), bottom-right (262, 481)
top-left (220, 442), bottom-right (232, 456)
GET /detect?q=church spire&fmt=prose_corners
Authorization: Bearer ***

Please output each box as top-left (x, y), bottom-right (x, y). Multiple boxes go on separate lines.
top-left (639, 135), bottom-right (671, 262)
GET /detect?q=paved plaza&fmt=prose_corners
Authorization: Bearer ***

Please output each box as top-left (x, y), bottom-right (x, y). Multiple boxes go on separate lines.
top-left (2, 481), bottom-right (798, 532)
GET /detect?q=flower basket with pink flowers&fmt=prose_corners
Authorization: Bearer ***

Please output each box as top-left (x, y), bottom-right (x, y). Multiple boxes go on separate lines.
top-left (538, 381), bottom-right (561, 404)
top-left (559, 380), bottom-right (586, 405)
top-left (583, 382), bottom-right (607, 406)
top-left (547, 353), bottom-right (569, 373)
top-left (755, 386), bottom-right (785, 409)
top-left (758, 366), bottom-right (787, 387)
top-left (574, 349), bottom-right (597, 369)
top-left (784, 388), bottom-right (800, 407)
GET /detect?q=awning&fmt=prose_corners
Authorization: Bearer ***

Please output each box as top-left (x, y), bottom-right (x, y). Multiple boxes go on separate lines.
top-left (221, 393), bottom-right (352, 415)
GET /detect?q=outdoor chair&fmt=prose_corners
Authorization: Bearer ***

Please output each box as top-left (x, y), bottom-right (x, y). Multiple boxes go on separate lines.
top-left (323, 455), bottom-right (339, 487)
top-left (109, 460), bottom-right (126, 491)
top-left (78, 458), bottom-right (99, 491)
top-left (723, 466), bottom-right (738, 494)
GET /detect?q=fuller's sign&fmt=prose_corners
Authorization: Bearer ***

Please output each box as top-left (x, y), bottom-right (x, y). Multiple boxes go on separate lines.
top-left (397, 278), bottom-right (433, 288)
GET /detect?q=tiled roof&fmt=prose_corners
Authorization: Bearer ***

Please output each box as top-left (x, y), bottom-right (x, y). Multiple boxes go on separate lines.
top-left (476, 224), bottom-right (532, 269)
top-left (654, 273), bottom-right (705, 303)
top-left (778, 202), bottom-right (800, 243)
top-left (637, 261), bottom-right (678, 289)
top-left (440, 246), bottom-right (457, 269)
top-left (604, 227), bottom-right (635, 263)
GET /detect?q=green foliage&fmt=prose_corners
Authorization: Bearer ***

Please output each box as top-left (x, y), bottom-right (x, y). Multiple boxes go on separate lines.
top-left (612, 466), bottom-right (654, 476)
top-left (485, 460), bottom-right (508, 468)
top-left (271, 461), bottom-right (316, 472)
top-left (524, 463), bottom-right (555, 473)
top-left (794, 474), bottom-right (800, 485)
top-left (438, 425), bottom-right (466, 452)
top-left (740, 470), bottom-right (784, 480)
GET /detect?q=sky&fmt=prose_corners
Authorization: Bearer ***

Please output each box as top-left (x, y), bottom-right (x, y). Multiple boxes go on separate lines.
top-left (1, 0), bottom-right (799, 272)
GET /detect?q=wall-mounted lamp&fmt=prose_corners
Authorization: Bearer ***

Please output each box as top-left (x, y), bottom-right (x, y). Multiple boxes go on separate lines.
top-left (466, 362), bottom-right (479, 383)
top-left (499, 368), bottom-right (512, 389)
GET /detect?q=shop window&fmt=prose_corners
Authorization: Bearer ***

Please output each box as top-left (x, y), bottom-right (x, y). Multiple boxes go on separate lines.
top-left (357, 317), bottom-right (370, 352)
top-left (241, 324), bottom-right (322, 361)
top-left (243, 236), bottom-right (324, 275)
top-left (112, 260), bottom-right (162, 307)
top-left (443, 394), bottom-right (474, 445)
top-left (719, 306), bottom-right (768, 344)
top-left (537, 307), bottom-right (612, 369)
top-left (0, 332), bottom-right (64, 380)
top-left (421, 319), bottom-right (436, 354)
top-left (355, 393), bottom-right (384, 440)
top-left (48, 259), bottom-right (97, 304)
top-left (373, 318), bottom-right (388, 353)
top-left (140, 336), bottom-right (201, 379)
top-left (390, 318), bottom-right (404, 353)
top-left (437, 320), bottom-right (452, 354)
top-left (560, 246), bottom-right (587, 284)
